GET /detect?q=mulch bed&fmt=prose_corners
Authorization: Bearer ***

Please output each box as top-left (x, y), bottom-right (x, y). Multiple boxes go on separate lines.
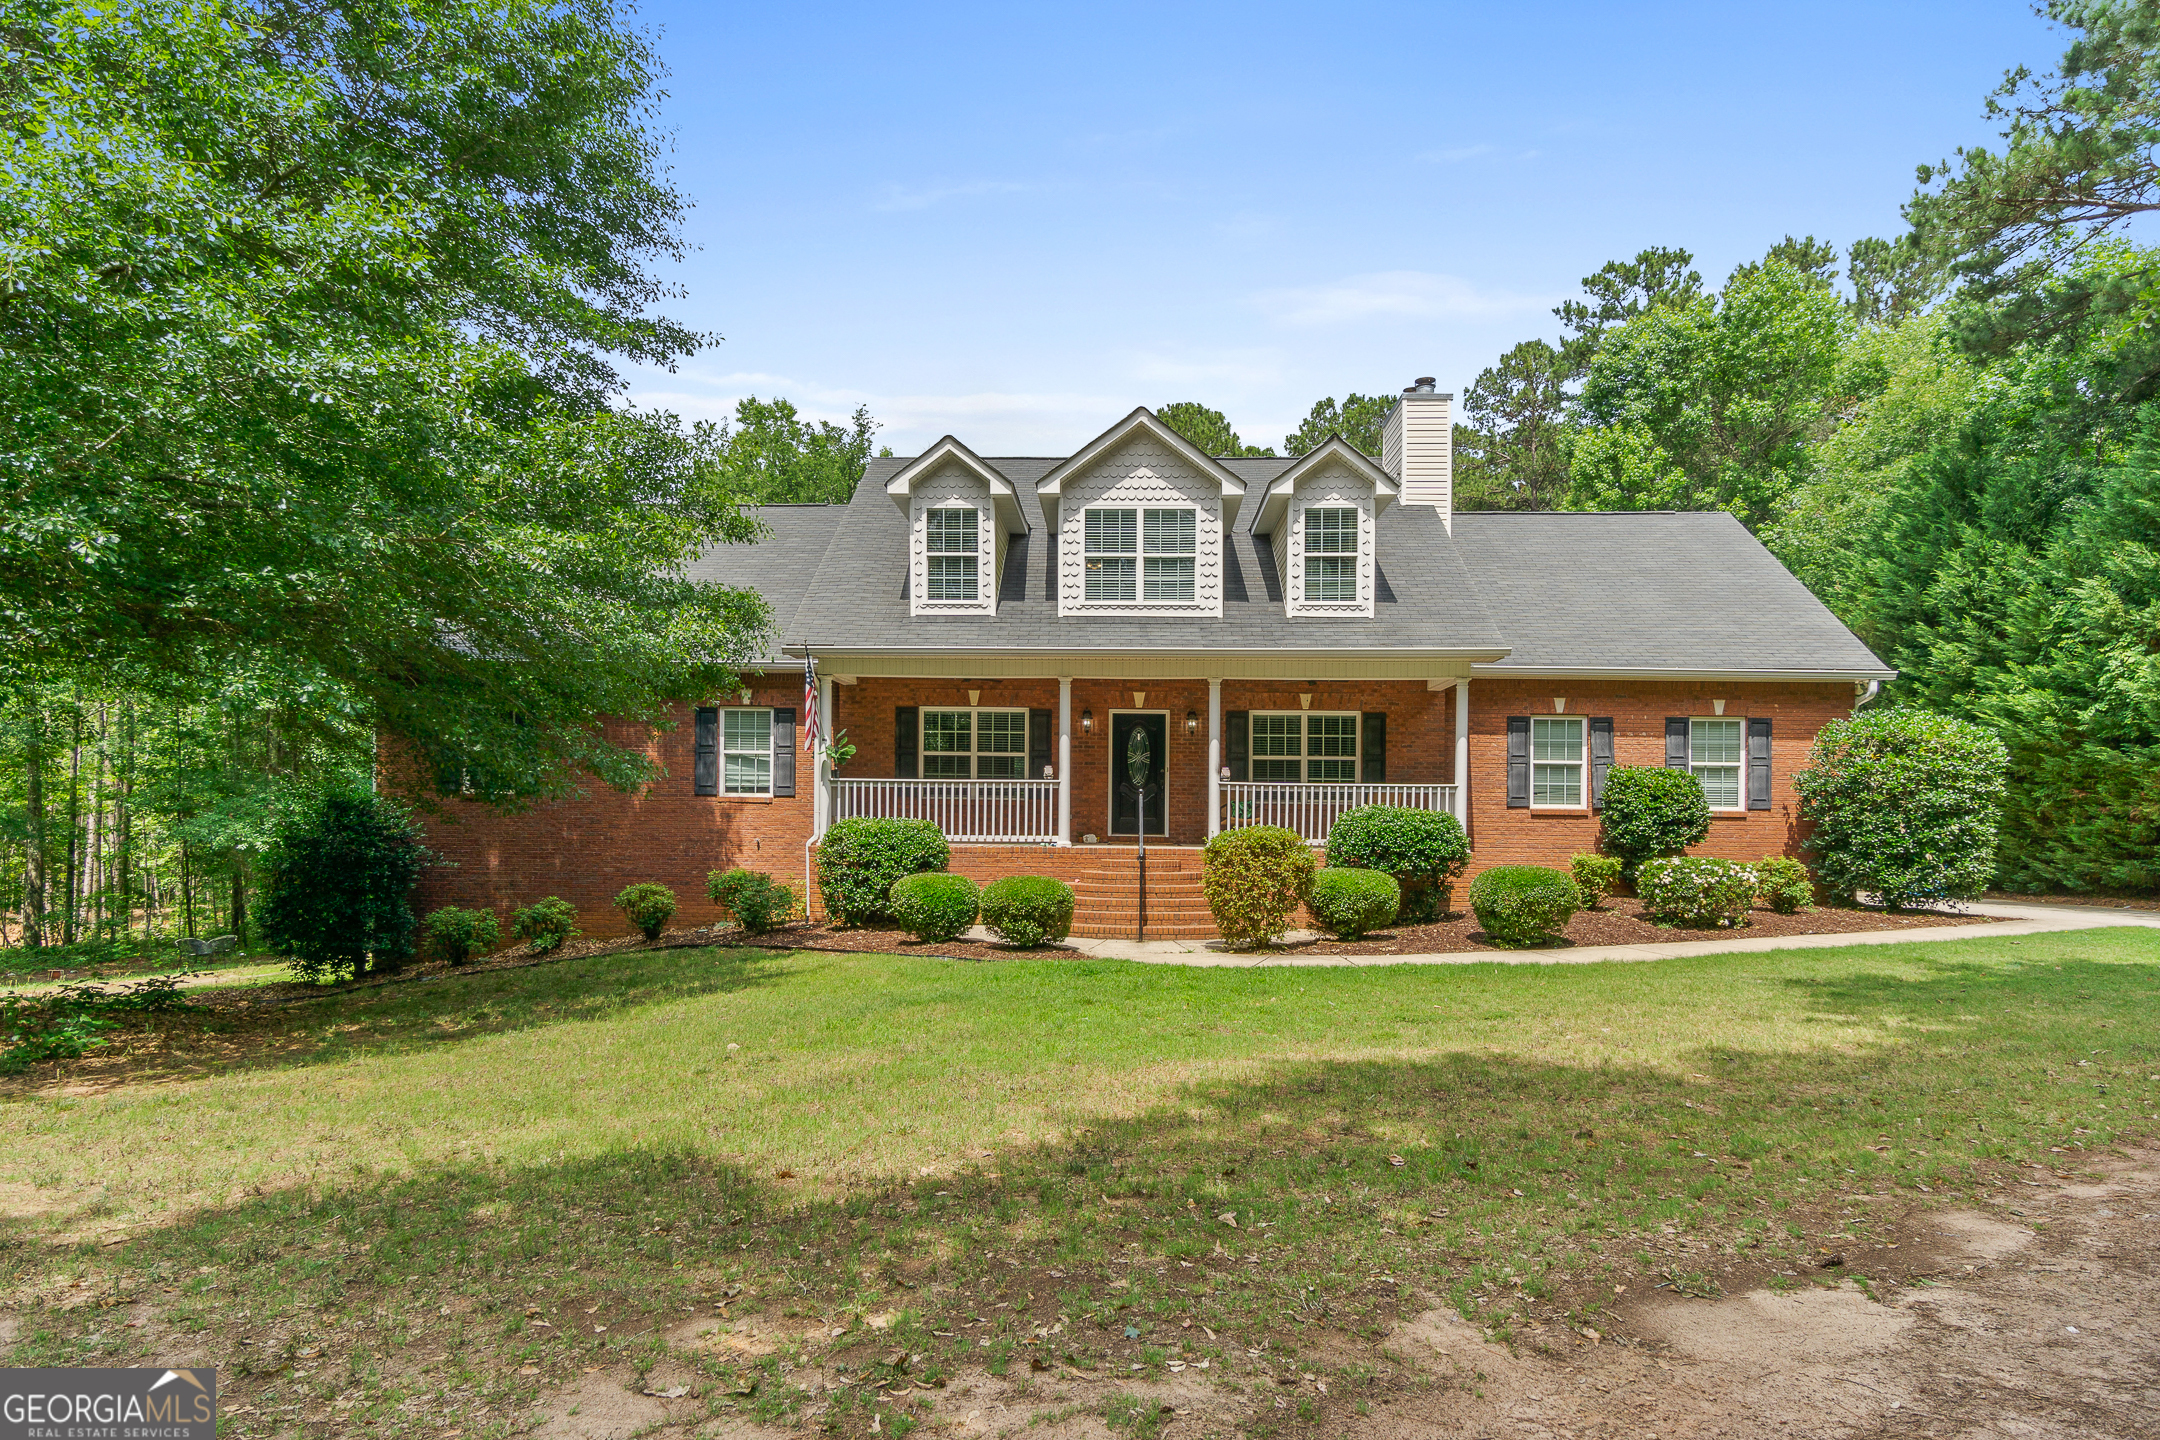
top-left (1985, 890), bottom-right (2160, 912)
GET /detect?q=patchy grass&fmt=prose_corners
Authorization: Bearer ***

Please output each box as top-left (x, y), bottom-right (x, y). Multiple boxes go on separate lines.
top-left (2, 928), bottom-right (2156, 1438)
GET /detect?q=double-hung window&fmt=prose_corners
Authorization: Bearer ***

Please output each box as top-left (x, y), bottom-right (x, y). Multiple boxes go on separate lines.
top-left (722, 708), bottom-right (774, 795)
top-left (921, 708), bottom-right (1028, 779)
top-left (1084, 507), bottom-right (1196, 602)
top-left (1531, 716), bottom-right (1584, 807)
top-left (1303, 506), bottom-right (1358, 602)
top-left (1689, 718), bottom-right (1744, 809)
top-left (926, 507), bottom-right (978, 600)
top-left (1251, 712), bottom-right (1359, 783)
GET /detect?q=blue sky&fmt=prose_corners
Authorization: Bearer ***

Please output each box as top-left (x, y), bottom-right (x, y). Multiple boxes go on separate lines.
top-left (622, 1), bottom-right (2065, 456)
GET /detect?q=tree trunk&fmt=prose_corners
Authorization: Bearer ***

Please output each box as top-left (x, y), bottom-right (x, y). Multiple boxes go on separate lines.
top-left (115, 699), bottom-right (134, 941)
top-left (23, 708), bottom-right (45, 949)
top-left (180, 843), bottom-right (196, 940)
top-left (62, 700), bottom-right (82, 945)
top-left (231, 867), bottom-right (247, 942)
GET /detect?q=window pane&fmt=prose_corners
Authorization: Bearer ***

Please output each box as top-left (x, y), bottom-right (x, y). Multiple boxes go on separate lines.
top-left (1252, 715), bottom-right (1301, 757)
top-left (976, 754), bottom-right (1026, 779)
top-left (1085, 508), bottom-right (1137, 554)
top-left (1696, 765), bottom-right (1741, 809)
top-left (1305, 555), bottom-right (1356, 601)
top-left (1532, 763), bottom-right (1582, 807)
top-left (1307, 714), bottom-right (1358, 758)
top-left (1531, 716), bottom-right (1583, 762)
top-left (926, 507), bottom-right (976, 554)
top-left (1143, 508), bottom-right (1195, 554)
top-left (1252, 758), bottom-right (1301, 780)
top-left (722, 708), bottom-right (771, 752)
top-left (1143, 555), bottom-right (1195, 601)
top-left (923, 754), bottom-right (971, 778)
top-left (723, 754), bottom-right (770, 794)
top-left (1084, 556), bottom-right (1136, 600)
top-left (922, 710), bottom-right (970, 753)
top-left (1691, 719), bottom-right (1743, 765)
top-left (1307, 507), bottom-right (1358, 554)
top-left (979, 711), bottom-right (1026, 753)
top-left (927, 555), bottom-right (977, 599)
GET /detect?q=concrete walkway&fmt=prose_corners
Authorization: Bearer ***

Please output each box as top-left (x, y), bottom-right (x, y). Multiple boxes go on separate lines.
top-left (1011, 899), bottom-right (2160, 968)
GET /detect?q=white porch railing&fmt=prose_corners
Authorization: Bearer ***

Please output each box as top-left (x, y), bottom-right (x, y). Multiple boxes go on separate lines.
top-left (1219, 782), bottom-right (1459, 844)
top-left (830, 778), bottom-right (1060, 844)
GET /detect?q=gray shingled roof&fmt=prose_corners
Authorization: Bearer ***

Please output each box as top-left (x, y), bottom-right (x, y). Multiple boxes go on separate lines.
top-left (1452, 511), bottom-right (1892, 677)
top-left (687, 459), bottom-right (1891, 677)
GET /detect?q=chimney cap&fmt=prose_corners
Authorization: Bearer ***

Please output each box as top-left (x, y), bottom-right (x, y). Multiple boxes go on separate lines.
top-left (1406, 376), bottom-right (1437, 393)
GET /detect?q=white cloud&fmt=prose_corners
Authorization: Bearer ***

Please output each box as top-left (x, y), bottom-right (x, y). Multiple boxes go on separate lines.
top-left (1252, 270), bottom-right (1560, 327)
top-left (1125, 347), bottom-right (1287, 389)
top-left (870, 179), bottom-right (1032, 212)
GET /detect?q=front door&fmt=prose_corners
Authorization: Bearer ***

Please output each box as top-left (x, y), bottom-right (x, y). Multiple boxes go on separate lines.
top-left (1109, 712), bottom-right (1168, 836)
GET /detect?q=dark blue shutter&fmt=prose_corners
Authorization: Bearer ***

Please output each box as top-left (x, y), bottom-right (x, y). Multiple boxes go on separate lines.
top-left (1506, 716), bottom-right (1530, 807)
top-left (1747, 718), bottom-right (1772, 810)
top-left (1029, 708), bottom-right (1054, 778)
top-left (1589, 717), bottom-right (1614, 811)
top-left (770, 708), bottom-right (796, 797)
top-left (1360, 712), bottom-right (1386, 783)
top-left (1225, 711), bottom-right (1249, 781)
top-left (895, 707), bottom-right (918, 778)
top-left (694, 708), bottom-right (718, 796)
top-left (1665, 717), bottom-right (1691, 769)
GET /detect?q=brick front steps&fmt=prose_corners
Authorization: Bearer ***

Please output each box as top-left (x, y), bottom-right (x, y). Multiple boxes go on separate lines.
top-left (1070, 848), bottom-right (1215, 940)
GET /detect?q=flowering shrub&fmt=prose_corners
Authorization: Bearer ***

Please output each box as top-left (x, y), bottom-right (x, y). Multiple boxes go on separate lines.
top-left (1636, 857), bottom-right (1757, 928)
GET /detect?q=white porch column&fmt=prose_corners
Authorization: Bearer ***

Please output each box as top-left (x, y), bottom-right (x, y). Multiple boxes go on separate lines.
top-left (814, 671), bottom-right (835, 838)
top-left (1453, 678), bottom-right (1471, 832)
top-left (1206, 678), bottom-right (1223, 838)
top-left (1057, 676), bottom-right (1073, 845)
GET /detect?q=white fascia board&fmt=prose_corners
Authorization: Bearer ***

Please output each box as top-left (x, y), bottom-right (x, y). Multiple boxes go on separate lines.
top-left (1469, 664), bottom-right (1899, 682)
top-left (1035, 407), bottom-right (1248, 527)
top-left (885, 436), bottom-right (1028, 533)
top-left (1252, 438), bottom-right (1398, 535)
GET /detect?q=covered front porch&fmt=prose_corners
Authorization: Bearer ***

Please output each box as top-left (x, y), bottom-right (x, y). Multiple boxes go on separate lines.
top-left (803, 663), bottom-right (1471, 848)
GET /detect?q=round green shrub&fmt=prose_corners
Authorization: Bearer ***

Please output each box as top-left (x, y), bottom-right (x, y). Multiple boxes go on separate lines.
top-left (979, 876), bottom-right (1075, 947)
top-left (889, 873), bottom-right (981, 942)
top-left (817, 817), bottom-right (951, 924)
top-left (707, 868), bottom-right (798, 935)
top-left (1468, 866), bottom-right (1582, 945)
top-left (613, 882), bottom-right (677, 941)
top-left (423, 905), bottom-right (500, 964)
top-left (512, 896), bottom-right (579, 954)
top-left (1636, 857), bottom-right (1757, 927)
top-left (1753, 855), bottom-right (1815, 914)
top-left (1323, 806), bottom-right (1470, 921)
top-left (1307, 868), bottom-right (1400, 940)
top-left (257, 790), bottom-right (431, 982)
top-left (1599, 767), bottom-right (1712, 871)
top-left (1794, 708), bottom-right (2007, 909)
top-left (1202, 827), bottom-right (1316, 949)
top-left (1568, 852), bottom-right (1624, 909)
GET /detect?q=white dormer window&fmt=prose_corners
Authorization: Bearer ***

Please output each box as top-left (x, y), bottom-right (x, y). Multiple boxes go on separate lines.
top-left (1144, 508), bottom-right (1196, 601)
top-left (1083, 507), bottom-right (1197, 603)
top-left (1040, 410), bottom-right (1241, 616)
top-left (926, 506), bottom-right (979, 600)
top-left (1304, 507), bottom-right (1358, 602)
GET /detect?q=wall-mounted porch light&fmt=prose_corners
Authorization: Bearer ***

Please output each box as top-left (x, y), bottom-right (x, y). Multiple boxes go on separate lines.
top-left (1185, 710), bottom-right (1198, 734)
top-left (1080, 709), bottom-right (1094, 734)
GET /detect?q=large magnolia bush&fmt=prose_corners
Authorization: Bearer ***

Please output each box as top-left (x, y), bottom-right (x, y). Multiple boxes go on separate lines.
top-left (1795, 709), bottom-right (2007, 909)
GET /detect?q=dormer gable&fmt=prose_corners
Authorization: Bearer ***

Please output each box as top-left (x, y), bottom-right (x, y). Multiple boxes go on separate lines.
top-left (1038, 408), bottom-right (1246, 617)
top-left (1253, 436), bottom-right (1397, 619)
top-left (886, 437), bottom-right (1028, 617)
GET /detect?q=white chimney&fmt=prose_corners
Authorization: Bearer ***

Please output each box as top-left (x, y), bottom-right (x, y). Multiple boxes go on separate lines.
top-left (1380, 376), bottom-right (1452, 531)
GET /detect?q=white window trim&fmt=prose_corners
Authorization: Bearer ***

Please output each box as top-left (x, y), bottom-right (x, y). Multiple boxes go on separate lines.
top-left (1529, 715), bottom-right (1585, 809)
top-left (1081, 505), bottom-right (1198, 605)
top-left (721, 707), bottom-right (774, 797)
top-left (1285, 495), bottom-right (1374, 617)
top-left (1249, 710), bottom-right (1362, 784)
top-left (925, 506), bottom-right (981, 602)
top-left (920, 706), bottom-right (1032, 780)
top-left (1689, 716), bottom-right (1748, 812)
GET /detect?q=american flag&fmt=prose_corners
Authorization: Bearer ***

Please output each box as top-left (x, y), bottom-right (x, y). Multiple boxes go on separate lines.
top-left (801, 652), bottom-right (822, 751)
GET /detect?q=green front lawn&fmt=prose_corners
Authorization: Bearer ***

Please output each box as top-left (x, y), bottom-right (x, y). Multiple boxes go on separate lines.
top-left (5, 928), bottom-right (2156, 1437)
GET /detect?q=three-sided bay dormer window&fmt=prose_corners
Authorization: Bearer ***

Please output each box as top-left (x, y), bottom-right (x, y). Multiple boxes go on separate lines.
top-left (1304, 507), bottom-right (1358, 602)
top-left (926, 506), bottom-right (979, 600)
top-left (1084, 507), bottom-right (1197, 602)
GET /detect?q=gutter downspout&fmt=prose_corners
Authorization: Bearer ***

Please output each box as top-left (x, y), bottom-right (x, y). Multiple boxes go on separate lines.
top-left (1855, 679), bottom-right (1883, 710)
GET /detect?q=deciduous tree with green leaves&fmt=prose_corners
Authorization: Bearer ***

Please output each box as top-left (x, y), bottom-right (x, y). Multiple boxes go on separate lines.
top-left (1282, 393), bottom-right (1395, 457)
top-left (1157, 403), bottom-right (1275, 457)
top-left (716, 397), bottom-right (879, 504)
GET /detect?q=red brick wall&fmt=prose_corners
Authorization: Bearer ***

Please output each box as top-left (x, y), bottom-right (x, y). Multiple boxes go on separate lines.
top-left (1464, 679), bottom-right (1855, 878)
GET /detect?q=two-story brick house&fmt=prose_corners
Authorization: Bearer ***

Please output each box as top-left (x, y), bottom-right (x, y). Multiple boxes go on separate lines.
top-left (413, 381), bottom-right (1892, 939)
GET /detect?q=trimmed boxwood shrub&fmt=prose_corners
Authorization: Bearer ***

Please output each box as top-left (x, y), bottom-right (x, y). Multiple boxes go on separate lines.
top-left (979, 876), bottom-right (1075, 947)
top-left (1469, 865), bottom-right (1581, 945)
top-left (1753, 855), bottom-right (1815, 914)
top-left (707, 868), bottom-right (797, 935)
top-left (1636, 857), bottom-right (1756, 928)
top-left (1202, 826), bottom-right (1316, 949)
top-left (1323, 806), bottom-right (1471, 922)
top-left (1308, 868), bottom-right (1400, 940)
top-left (257, 789), bottom-right (431, 982)
top-left (1795, 708), bottom-right (2007, 909)
top-left (889, 873), bottom-right (980, 942)
top-left (513, 896), bottom-right (579, 954)
top-left (1599, 766), bottom-right (1712, 872)
top-left (817, 817), bottom-right (951, 924)
top-left (423, 906), bottom-right (499, 964)
top-left (613, 882), bottom-right (677, 941)
top-left (1569, 852), bottom-right (1623, 910)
